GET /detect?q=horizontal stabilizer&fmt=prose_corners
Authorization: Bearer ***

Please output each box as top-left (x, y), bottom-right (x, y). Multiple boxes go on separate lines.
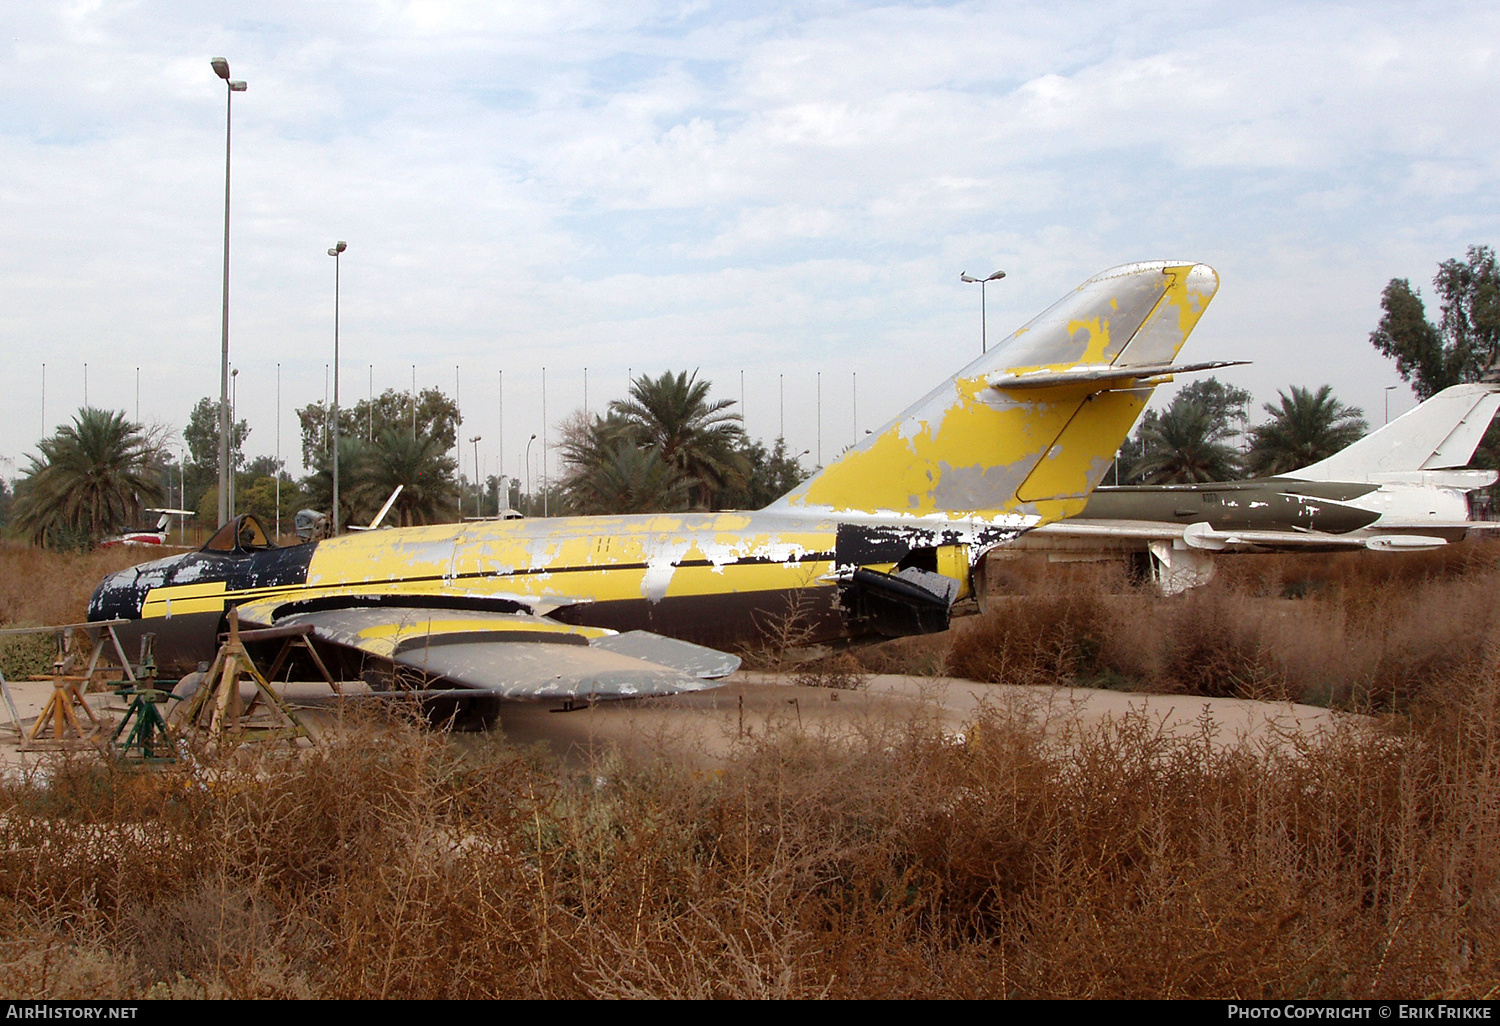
top-left (989, 360), bottom-right (1249, 392)
top-left (591, 630), bottom-right (741, 679)
top-left (1364, 469), bottom-right (1499, 490)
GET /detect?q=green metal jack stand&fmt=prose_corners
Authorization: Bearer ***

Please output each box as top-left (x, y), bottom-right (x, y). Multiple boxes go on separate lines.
top-left (111, 684), bottom-right (177, 763)
top-left (112, 633), bottom-right (177, 764)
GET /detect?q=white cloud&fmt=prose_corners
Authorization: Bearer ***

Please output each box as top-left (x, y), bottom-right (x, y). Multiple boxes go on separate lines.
top-left (1, 1), bottom-right (1498, 483)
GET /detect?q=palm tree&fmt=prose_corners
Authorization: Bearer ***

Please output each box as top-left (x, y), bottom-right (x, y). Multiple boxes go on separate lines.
top-left (564, 440), bottom-right (694, 515)
top-left (301, 435), bottom-right (374, 529)
top-left (1245, 385), bottom-right (1368, 476)
top-left (610, 371), bottom-right (746, 508)
top-left (346, 428), bottom-right (458, 526)
top-left (13, 408), bottom-right (163, 548)
top-left (1129, 401), bottom-right (1242, 484)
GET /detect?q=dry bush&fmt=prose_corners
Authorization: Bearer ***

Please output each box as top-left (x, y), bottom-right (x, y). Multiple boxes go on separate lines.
top-left (1, 677), bottom-right (1497, 998)
top-left (845, 633), bottom-right (950, 677)
top-left (937, 541), bottom-right (1500, 710)
top-left (0, 543), bottom-right (162, 627)
top-left (0, 627), bottom-right (57, 681)
top-left (740, 590), bottom-right (825, 671)
top-left (945, 584), bottom-right (1122, 688)
top-left (790, 651), bottom-right (869, 690)
top-left (1155, 583), bottom-right (1286, 699)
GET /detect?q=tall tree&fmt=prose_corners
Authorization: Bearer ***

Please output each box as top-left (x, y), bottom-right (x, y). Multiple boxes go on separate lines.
top-left (1174, 377), bottom-right (1253, 438)
top-left (717, 437), bottom-right (810, 509)
top-left (1370, 245), bottom-right (1500, 399)
top-left (564, 440), bottom-right (694, 515)
top-left (298, 387), bottom-right (459, 471)
top-left (13, 408), bottom-right (164, 548)
top-left (182, 397), bottom-right (248, 506)
top-left (1244, 385), bottom-right (1367, 477)
top-left (1119, 378), bottom-right (1248, 484)
top-left (610, 371), bottom-right (745, 509)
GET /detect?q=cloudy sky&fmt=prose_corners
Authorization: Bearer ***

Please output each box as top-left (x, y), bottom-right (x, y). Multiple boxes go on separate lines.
top-left (3, 1), bottom-right (1497, 488)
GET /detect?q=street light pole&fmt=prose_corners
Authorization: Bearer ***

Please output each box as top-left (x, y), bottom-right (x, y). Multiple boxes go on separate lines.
top-left (960, 270), bottom-right (1006, 353)
top-left (470, 435), bottom-right (482, 517)
top-left (328, 241), bottom-right (347, 534)
top-left (525, 434), bottom-right (537, 515)
top-left (212, 57), bottom-right (246, 528)
top-left (1385, 385), bottom-right (1398, 425)
top-left (230, 367), bottom-right (238, 517)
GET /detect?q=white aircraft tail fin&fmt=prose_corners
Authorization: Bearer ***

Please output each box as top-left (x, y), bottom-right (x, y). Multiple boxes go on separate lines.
top-left (347, 485), bottom-right (404, 531)
top-left (146, 508), bottom-right (195, 532)
top-left (771, 261), bottom-right (1219, 523)
top-left (1292, 383), bottom-right (1500, 483)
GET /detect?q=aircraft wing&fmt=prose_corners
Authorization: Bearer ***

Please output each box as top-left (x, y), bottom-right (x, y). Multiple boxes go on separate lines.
top-left (1020, 519), bottom-right (1455, 553)
top-left (234, 598), bottom-right (739, 699)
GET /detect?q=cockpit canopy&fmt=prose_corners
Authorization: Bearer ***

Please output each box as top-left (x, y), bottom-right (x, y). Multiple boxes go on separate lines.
top-left (202, 513), bottom-right (277, 554)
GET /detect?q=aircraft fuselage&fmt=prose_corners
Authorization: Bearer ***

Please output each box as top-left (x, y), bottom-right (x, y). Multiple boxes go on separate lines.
top-left (89, 508), bottom-right (1012, 674)
top-left (1079, 479), bottom-right (1384, 534)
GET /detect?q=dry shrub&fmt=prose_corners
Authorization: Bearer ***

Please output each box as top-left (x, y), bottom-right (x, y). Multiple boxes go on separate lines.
top-left (1157, 584), bottom-right (1284, 699)
top-left (937, 541), bottom-right (1500, 710)
top-left (0, 627), bottom-right (57, 681)
top-left (1216, 542), bottom-right (1500, 601)
top-left (945, 585), bottom-right (1119, 687)
top-left (1, 677), bottom-right (1497, 998)
top-left (790, 651), bottom-right (869, 690)
top-left (0, 543), bottom-right (164, 627)
top-left (740, 590), bottom-right (824, 670)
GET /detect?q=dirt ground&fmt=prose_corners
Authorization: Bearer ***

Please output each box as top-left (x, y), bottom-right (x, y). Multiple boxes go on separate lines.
top-left (0, 669), bottom-right (1359, 773)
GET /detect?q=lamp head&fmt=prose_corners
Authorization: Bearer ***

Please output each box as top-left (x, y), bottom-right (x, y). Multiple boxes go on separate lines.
top-left (229, 81), bottom-right (246, 92)
top-left (329, 241), bottom-right (347, 256)
top-left (985, 270), bottom-right (1006, 282)
top-left (211, 57), bottom-right (230, 79)
top-left (960, 273), bottom-right (979, 283)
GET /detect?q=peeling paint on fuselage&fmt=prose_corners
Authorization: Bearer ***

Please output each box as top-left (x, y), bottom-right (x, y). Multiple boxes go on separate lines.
top-left (93, 506), bottom-right (1028, 668)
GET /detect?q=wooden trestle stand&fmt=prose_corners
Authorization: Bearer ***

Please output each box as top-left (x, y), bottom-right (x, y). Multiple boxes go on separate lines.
top-left (0, 619), bottom-right (138, 752)
top-left (175, 607), bottom-right (316, 749)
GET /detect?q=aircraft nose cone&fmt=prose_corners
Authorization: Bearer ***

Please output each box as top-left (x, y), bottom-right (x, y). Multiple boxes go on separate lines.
top-left (88, 566), bottom-right (146, 622)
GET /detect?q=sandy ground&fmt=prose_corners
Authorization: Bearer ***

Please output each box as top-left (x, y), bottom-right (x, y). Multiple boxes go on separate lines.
top-left (0, 670), bottom-right (1363, 773)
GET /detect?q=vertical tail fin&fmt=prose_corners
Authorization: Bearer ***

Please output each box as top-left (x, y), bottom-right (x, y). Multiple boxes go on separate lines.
top-left (771, 261), bottom-right (1220, 524)
top-left (1291, 383), bottom-right (1500, 482)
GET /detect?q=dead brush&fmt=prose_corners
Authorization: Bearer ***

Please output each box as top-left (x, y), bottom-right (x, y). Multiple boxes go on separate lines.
top-left (945, 586), bottom-right (1116, 687)
top-left (843, 633), bottom-right (949, 677)
top-left (0, 543), bottom-right (158, 628)
top-left (0, 683), bottom-right (1497, 997)
top-left (1157, 583), bottom-right (1286, 699)
top-left (741, 589), bottom-right (826, 672)
top-left (790, 651), bottom-right (869, 690)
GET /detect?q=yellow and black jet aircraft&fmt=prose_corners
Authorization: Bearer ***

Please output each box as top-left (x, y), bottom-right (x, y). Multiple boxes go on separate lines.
top-left (89, 261), bottom-right (1220, 701)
